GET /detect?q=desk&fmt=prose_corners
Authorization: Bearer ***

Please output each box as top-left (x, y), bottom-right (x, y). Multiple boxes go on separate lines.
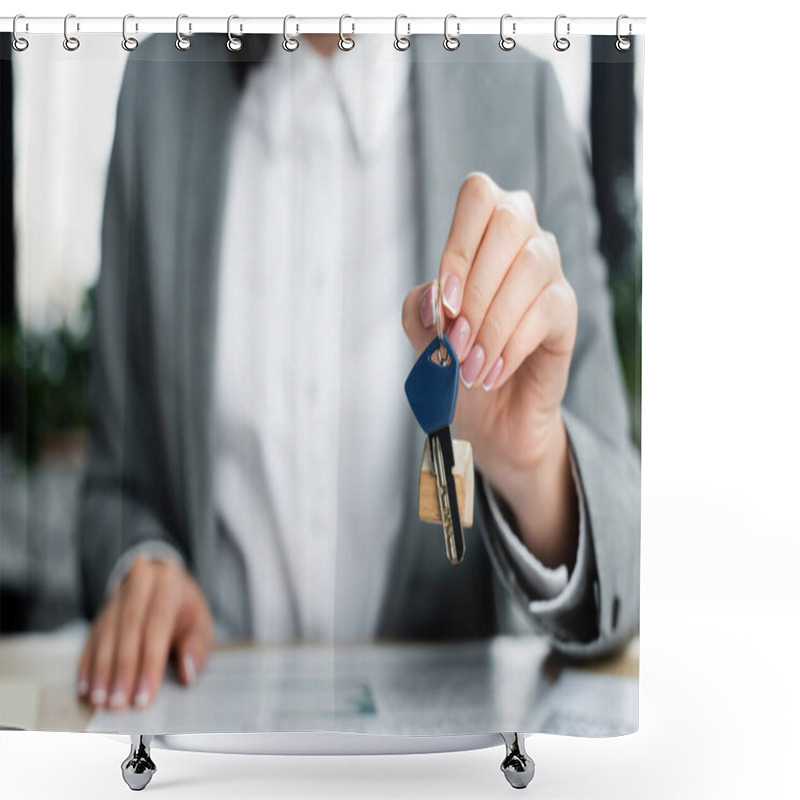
top-left (1, 620), bottom-right (638, 737)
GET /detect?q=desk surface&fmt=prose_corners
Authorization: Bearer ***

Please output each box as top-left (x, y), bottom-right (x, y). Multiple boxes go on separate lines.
top-left (1, 621), bottom-right (638, 737)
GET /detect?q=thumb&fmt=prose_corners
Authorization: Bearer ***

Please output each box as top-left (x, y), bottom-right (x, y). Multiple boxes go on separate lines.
top-left (402, 280), bottom-right (439, 356)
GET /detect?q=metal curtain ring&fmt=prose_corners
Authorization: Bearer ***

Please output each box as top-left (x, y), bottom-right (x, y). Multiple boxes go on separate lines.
top-left (553, 14), bottom-right (570, 52)
top-left (443, 14), bottom-right (460, 51)
top-left (175, 13), bottom-right (191, 50)
top-left (63, 13), bottom-right (80, 51)
top-left (616, 14), bottom-right (632, 52)
top-left (12, 15), bottom-right (29, 52)
top-left (227, 15), bottom-right (243, 51)
top-left (283, 15), bottom-right (299, 51)
top-left (339, 14), bottom-right (355, 51)
top-left (394, 14), bottom-right (410, 51)
top-left (122, 14), bottom-right (138, 51)
top-left (499, 14), bottom-right (516, 51)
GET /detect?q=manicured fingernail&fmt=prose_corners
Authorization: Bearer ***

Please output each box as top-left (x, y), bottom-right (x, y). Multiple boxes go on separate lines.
top-left (449, 316), bottom-right (471, 360)
top-left (461, 344), bottom-right (485, 388)
top-left (420, 284), bottom-right (436, 329)
top-left (183, 652), bottom-right (196, 686)
top-left (442, 274), bottom-right (461, 314)
top-left (133, 677), bottom-right (150, 708)
top-left (482, 357), bottom-right (504, 391)
top-left (77, 675), bottom-right (89, 696)
top-left (109, 679), bottom-right (126, 709)
top-left (90, 683), bottom-right (107, 706)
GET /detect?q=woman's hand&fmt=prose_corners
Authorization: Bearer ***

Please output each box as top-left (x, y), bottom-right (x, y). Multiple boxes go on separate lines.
top-left (402, 172), bottom-right (579, 568)
top-left (76, 557), bottom-right (214, 711)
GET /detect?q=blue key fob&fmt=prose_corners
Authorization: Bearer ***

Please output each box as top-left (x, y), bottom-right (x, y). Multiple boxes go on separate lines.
top-left (404, 335), bottom-right (459, 434)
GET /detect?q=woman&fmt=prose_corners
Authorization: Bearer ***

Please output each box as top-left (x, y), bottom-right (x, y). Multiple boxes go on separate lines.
top-left (75, 32), bottom-right (640, 712)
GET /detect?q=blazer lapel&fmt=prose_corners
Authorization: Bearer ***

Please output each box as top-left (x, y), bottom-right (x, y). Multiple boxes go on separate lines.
top-left (176, 44), bottom-right (241, 598)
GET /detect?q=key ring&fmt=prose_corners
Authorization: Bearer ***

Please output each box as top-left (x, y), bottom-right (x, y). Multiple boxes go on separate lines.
top-left (394, 14), bottom-right (411, 51)
top-left (499, 14), bottom-right (516, 51)
top-left (122, 14), bottom-right (138, 51)
top-left (63, 13), bottom-right (80, 52)
top-left (175, 13), bottom-right (191, 51)
top-left (431, 280), bottom-right (450, 366)
top-left (616, 14), bottom-right (632, 52)
top-left (227, 15), bottom-right (243, 52)
top-left (553, 14), bottom-right (570, 52)
top-left (339, 14), bottom-right (355, 51)
top-left (12, 15), bottom-right (29, 52)
top-left (443, 14), bottom-right (460, 51)
top-left (283, 15), bottom-right (299, 51)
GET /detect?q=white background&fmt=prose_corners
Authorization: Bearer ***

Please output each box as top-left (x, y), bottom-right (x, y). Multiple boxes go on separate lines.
top-left (2, 1), bottom-right (799, 798)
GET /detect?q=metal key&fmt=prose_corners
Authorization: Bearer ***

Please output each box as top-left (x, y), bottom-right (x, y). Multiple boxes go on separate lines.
top-left (405, 333), bottom-right (465, 564)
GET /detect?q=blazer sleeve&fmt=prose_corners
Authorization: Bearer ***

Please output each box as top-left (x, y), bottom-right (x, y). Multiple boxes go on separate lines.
top-left (479, 61), bottom-right (640, 659)
top-left (77, 59), bottom-right (187, 621)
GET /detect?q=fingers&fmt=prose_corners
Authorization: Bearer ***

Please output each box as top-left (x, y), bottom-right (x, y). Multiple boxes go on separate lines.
top-left (495, 280), bottom-right (578, 392)
top-left (172, 581), bottom-right (214, 688)
top-left (132, 563), bottom-right (182, 708)
top-left (86, 592), bottom-right (121, 709)
top-left (463, 233), bottom-right (559, 390)
top-left (438, 173), bottom-right (500, 318)
top-left (449, 191), bottom-right (539, 368)
top-left (106, 557), bottom-right (157, 710)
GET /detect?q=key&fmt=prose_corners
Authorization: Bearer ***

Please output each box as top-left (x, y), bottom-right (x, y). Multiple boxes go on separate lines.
top-left (405, 333), bottom-right (466, 564)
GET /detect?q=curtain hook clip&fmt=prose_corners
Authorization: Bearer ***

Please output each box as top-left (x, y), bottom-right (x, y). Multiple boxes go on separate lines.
top-left (175, 13), bottom-right (191, 50)
top-left (12, 14), bottom-right (29, 52)
top-left (553, 14), bottom-right (570, 52)
top-left (444, 14), bottom-right (460, 51)
top-left (616, 15), bottom-right (632, 52)
top-left (63, 13), bottom-right (80, 52)
top-left (227, 15), bottom-right (243, 52)
top-left (122, 14), bottom-right (138, 51)
top-left (394, 14), bottom-right (411, 51)
top-left (339, 14), bottom-right (355, 51)
top-left (282, 15), bottom-right (299, 51)
top-left (500, 14), bottom-right (516, 51)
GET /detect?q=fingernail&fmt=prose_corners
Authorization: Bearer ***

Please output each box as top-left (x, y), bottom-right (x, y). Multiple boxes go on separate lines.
top-left (183, 652), bottom-right (197, 686)
top-left (442, 274), bottom-right (461, 315)
top-left (77, 674), bottom-right (89, 696)
top-left (90, 683), bottom-right (107, 707)
top-left (133, 677), bottom-right (150, 708)
top-left (482, 357), bottom-right (504, 391)
top-left (109, 679), bottom-right (126, 709)
top-left (461, 344), bottom-right (485, 388)
top-left (420, 284), bottom-right (436, 329)
top-left (449, 316), bottom-right (471, 360)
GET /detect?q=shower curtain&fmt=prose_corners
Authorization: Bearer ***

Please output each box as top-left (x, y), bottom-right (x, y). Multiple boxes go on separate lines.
top-left (0, 18), bottom-right (642, 759)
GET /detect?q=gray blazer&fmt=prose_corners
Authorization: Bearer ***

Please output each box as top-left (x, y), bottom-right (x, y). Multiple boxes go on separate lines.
top-left (78, 34), bottom-right (640, 658)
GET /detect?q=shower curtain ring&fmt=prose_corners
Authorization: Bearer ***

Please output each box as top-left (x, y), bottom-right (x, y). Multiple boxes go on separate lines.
top-left (616, 15), bottom-right (632, 52)
top-left (227, 15), bottom-right (243, 51)
top-left (283, 15), bottom-right (299, 51)
top-left (394, 15), bottom-right (410, 51)
top-left (176, 13), bottom-right (191, 50)
top-left (499, 14), bottom-right (516, 51)
top-left (339, 15), bottom-right (355, 51)
top-left (12, 15), bottom-right (29, 52)
top-left (122, 14), bottom-right (138, 51)
top-left (553, 14), bottom-right (570, 52)
top-left (443, 14), bottom-right (460, 51)
top-left (63, 13), bottom-right (80, 51)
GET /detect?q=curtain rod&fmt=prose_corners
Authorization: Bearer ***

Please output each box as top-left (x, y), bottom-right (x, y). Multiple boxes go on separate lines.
top-left (1, 16), bottom-right (645, 37)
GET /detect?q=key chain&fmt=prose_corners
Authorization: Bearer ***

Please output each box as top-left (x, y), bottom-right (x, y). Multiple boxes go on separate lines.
top-left (405, 280), bottom-right (474, 564)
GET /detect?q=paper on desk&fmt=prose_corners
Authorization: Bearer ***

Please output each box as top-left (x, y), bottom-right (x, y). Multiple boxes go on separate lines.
top-left (86, 638), bottom-right (637, 738)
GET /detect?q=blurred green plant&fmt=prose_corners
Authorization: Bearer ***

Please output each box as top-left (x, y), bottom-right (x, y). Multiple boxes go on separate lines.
top-left (0, 295), bottom-right (92, 466)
